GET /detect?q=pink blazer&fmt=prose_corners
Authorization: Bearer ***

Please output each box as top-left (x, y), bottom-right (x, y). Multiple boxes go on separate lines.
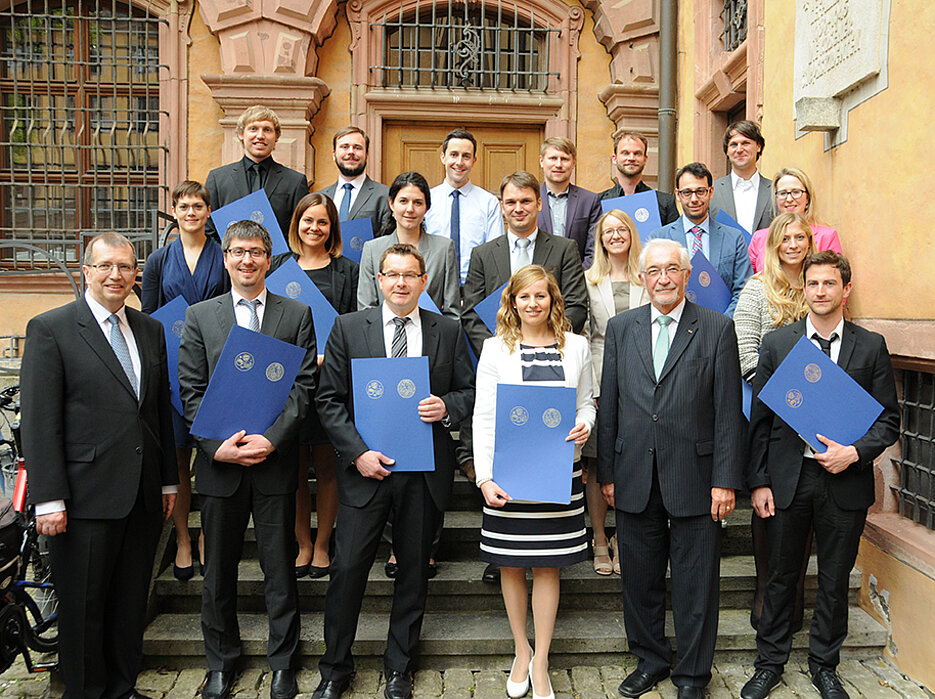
top-left (748, 223), bottom-right (843, 272)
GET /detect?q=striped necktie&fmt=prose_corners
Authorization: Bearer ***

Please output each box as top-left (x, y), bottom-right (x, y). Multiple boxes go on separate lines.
top-left (238, 298), bottom-right (261, 332)
top-left (391, 316), bottom-right (410, 358)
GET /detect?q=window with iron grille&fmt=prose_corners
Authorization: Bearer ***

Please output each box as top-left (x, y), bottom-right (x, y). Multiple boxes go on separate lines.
top-left (895, 369), bottom-right (935, 531)
top-left (721, 0), bottom-right (747, 52)
top-left (376, 0), bottom-right (559, 91)
top-left (0, 0), bottom-right (166, 271)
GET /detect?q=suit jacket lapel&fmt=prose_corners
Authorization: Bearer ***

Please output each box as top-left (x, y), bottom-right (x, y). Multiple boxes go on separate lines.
top-left (261, 293), bottom-right (284, 336)
top-left (633, 306), bottom-right (655, 381)
top-left (597, 276), bottom-right (615, 320)
top-left (531, 230), bottom-right (552, 266)
top-left (351, 177), bottom-right (375, 218)
top-left (565, 185), bottom-right (579, 232)
top-left (709, 222), bottom-right (725, 272)
top-left (537, 184), bottom-right (553, 234)
top-left (76, 300), bottom-right (137, 400)
top-left (420, 309), bottom-right (440, 360)
top-left (213, 294), bottom-right (236, 341)
top-left (492, 236), bottom-right (512, 289)
top-left (716, 178), bottom-right (737, 218)
top-left (837, 321), bottom-right (857, 369)
top-left (264, 161), bottom-right (283, 198)
top-left (753, 175), bottom-right (772, 229)
top-left (364, 306), bottom-right (387, 358)
top-left (126, 310), bottom-right (151, 403)
top-left (658, 302), bottom-right (699, 382)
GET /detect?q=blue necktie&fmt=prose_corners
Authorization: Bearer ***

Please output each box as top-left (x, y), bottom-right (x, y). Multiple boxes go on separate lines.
top-left (450, 190), bottom-right (461, 267)
top-left (339, 182), bottom-right (353, 220)
top-left (107, 314), bottom-right (138, 397)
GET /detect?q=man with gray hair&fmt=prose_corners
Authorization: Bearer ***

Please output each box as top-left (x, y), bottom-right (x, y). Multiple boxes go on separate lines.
top-left (598, 238), bottom-right (745, 699)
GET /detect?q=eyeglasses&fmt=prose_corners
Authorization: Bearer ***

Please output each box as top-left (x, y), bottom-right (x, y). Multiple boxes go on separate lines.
top-left (602, 227), bottom-right (631, 239)
top-left (776, 189), bottom-right (807, 200)
top-left (380, 272), bottom-right (424, 282)
top-left (643, 265), bottom-right (684, 280)
top-left (225, 247), bottom-right (268, 260)
top-left (174, 203), bottom-right (206, 213)
top-left (88, 263), bottom-right (136, 275)
top-left (676, 187), bottom-right (710, 199)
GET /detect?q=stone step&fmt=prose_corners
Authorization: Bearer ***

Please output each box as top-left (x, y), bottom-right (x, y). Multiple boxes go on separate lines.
top-left (153, 555), bottom-right (859, 614)
top-left (142, 605), bottom-right (887, 670)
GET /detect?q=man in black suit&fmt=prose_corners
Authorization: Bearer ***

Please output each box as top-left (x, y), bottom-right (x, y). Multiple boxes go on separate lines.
top-left (178, 221), bottom-right (318, 699)
top-left (598, 132), bottom-right (679, 226)
top-left (709, 120), bottom-right (773, 235)
top-left (597, 238), bottom-right (745, 698)
top-left (318, 125), bottom-right (391, 237)
top-left (537, 136), bottom-right (602, 268)
top-left (312, 243), bottom-right (474, 699)
top-left (740, 252), bottom-right (899, 699)
top-left (205, 105), bottom-right (310, 247)
top-left (462, 170), bottom-right (588, 357)
top-left (21, 233), bottom-right (178, 699)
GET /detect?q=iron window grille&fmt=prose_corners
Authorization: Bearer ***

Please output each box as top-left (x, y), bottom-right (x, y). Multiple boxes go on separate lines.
top-left (894, 369), bottom-right (935, 531)
top-left (721, 0), bottom-right (747, 52)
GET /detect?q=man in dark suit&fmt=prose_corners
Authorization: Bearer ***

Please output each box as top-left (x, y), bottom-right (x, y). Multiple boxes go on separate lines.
top-left (598, 132), bottom-right (679, 226)
top-left (597, 238), bottom-right (745, 698)
top-left (462, 170), bottom-right (588, 357)
top-left (709, 120), bottom-right (773, 235)
top-left (318, 125), bottom-right (391, 237)
top-left (536, 136), bottom-right (602, 268)
top-left (21, 233), bottom-right (178, 699)
top-left (205, 105), bottom-right (310, 248)
top-left (178, 221), bottom-right (318, 699)
top-left (650, 162), bottom-right (752, 316)
top-left (740, 252), bottom-right (899, 699)
top-left (312, 243), bottom-right (474, 699)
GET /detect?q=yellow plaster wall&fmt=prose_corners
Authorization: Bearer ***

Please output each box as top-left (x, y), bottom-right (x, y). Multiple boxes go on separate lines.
top-left (186, 5), bottom-right (225, 185)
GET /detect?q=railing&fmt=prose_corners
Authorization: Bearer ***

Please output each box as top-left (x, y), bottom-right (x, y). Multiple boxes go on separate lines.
top-left (894, 369), bottom-right (935, 531)
top-left (720, 0), bottom-right (747, 52)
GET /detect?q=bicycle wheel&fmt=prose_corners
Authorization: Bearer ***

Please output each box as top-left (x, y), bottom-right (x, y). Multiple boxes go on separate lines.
top-left (19, 537), bottom-right (58, 654)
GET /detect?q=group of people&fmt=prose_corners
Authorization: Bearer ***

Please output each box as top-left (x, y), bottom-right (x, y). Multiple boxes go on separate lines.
top-left (18, 104), bottom-right (899, 699)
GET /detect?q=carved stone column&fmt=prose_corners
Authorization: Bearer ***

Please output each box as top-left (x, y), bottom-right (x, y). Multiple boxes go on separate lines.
top-left (197, 0), bottom-right (339, 175)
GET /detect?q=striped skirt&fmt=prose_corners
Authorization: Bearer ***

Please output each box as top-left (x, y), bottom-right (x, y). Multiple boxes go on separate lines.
top-left (479, 467), bottom-right (588, 568)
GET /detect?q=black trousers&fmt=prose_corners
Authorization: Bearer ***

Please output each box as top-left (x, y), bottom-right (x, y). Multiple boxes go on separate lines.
top-left (49, 488), bottom-right (162, 699)
top-left (200, 475), bottom-right (299, 671)
top-left (616, 472), bottom-right (722, 688)
top-left (754, 458), bottom-right (866, 676)
top-left (319, 472), bottom-right (439, 681)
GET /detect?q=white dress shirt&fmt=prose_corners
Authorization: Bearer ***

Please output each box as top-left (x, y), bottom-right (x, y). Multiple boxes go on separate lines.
top-left (334, 172), bottom-right (367, 214)
top-left (681, 216), bottom-right (710, 259)
top-left (507, 230), bottom-right (538, 274)
top-left (381, 303), bottom-right (423, 357)
top-left (232, 288), bottom-right (268, 330)
top-left (730, 170), bottom-right (760, 236)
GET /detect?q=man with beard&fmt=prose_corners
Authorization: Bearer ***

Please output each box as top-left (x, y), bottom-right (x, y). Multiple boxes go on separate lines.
top-left (320, 126), bottom-right (392, 236)
top-left (598, 132), bottom-right (679, 226)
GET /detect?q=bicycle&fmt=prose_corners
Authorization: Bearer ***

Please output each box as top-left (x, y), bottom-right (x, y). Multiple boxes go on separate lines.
top-left (0, 384), bottom-right (58, 674)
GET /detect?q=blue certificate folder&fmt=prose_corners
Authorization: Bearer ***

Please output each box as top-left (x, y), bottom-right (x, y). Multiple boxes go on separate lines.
top-left (351, 356), bottom-right (435, 472)
top-left (600, 190), bottom-right (662, 242)
top-left (151, 296), bottom-right (188, 414)
top-left (474, 282), bottom-right (507, 334)
top-left (686, 251), bottom-right (732, 314)
top-left (340, 218), bottom-right (374, 264)
top-left (758, 335), bottom-right (884, 453)
top-left (715, 209), bottom-right (752, 245)
top-left (190, 325), bottom-right (306, 440)
top-left (210, 191), bottom-right (289, 255)
top-left (492, 384), bottom-right (576, 504)
top-left (265, 257), bottom-right (336, 350)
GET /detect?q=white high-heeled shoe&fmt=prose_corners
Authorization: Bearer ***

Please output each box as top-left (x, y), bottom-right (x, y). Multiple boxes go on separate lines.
top-left (506, 647), bottom-right (532, 698)
top-left (528, 658), bottom-right (555, 699)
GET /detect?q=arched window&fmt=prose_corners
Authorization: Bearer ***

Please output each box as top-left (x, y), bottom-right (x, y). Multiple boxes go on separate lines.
top-left (0, 0), bottom-right (165, 269)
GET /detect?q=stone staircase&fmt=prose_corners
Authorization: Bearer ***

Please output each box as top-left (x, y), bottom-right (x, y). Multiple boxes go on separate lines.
top-left (142, 475), bottom-right (886, 670)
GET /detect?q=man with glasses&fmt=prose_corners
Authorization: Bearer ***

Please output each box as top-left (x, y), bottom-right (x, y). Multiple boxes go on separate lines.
top-left (709, 120), bottom-right (774, 236)
top-left (597, 237), bottom-right (745, 699)
top-left (21, 233), bottom-right (179, 699)
top-left (312, 243), bottom-right (474, 699)
top-left (650, 162), bottom-right (752, 316)
top-left (178, 220), bottom-right (318, 699)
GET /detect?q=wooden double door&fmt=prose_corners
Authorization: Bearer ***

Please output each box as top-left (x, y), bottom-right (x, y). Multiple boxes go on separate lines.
top-left (382, 122), bottom-right (544, 193)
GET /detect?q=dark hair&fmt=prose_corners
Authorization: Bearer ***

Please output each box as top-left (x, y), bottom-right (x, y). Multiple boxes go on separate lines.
top-left (382, 172), bottom-right (432, 236)
top-left (288, 193), bottom-right (342, 257)
top-left (499, 170), bottom-right (541, 198)
top-left (441, 129), bottom-right (477, 157)
top-left (222, 220), bottom-right (272, 257)
top-left (675, 162), bottom-right (713, 188)
top-left (84, 233), bottom-right (136, 266)
top-left (613, 132), bottom-right (647, 154)
top-left (171, 180), bottom-right (210, 208)
top-left (332, 125), bottom-right (369, 152)
top-left (803, 250), bottom-right (851, 286)
top-left (723, 120), bottom-right (765, 159)
top-left (379, 242), bottom-right (426, 275)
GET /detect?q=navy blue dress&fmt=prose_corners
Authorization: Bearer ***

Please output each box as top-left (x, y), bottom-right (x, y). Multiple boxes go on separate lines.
top-left (142, 236), bottom-right (228, 447)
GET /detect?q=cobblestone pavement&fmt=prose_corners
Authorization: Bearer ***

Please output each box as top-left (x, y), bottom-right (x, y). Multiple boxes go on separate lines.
top-left (1, 657), bottom-right (931, 699)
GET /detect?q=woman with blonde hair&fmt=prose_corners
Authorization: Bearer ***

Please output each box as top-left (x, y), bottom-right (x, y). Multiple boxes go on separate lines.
top-left (748, 167), bottom-right (842, 272)
top-left (582, 209), bottom-right (646, 575)
top-left (735, 211), bottom-right (815, 632)
top-left (473, 265), bottom-right (595, 699)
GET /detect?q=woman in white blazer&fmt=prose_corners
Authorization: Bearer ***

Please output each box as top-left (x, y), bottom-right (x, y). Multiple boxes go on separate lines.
top-left (473, 265), bottom-right (595, 699)
top-left (583, 209), bottom-right (646, 575)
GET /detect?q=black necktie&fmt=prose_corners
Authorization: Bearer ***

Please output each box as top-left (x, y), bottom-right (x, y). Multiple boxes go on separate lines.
top-left (812, 332), bottom-right (837, 357)
top-left (247, 162), bottom-right (264, 193)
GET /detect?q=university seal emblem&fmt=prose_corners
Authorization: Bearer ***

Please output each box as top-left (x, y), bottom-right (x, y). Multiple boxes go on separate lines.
top-left (250, 210), bottom-right (264, 224)
top-left (698, 271), bottom-right (711, 287)
top-left (366, 380), bottom-right (384, 399)
top-left (804, 363), bottom-right (822, 383)
top-left (510, 406), bottom-right (529, 426)
top-left (686, 289), bottom-right (697, 302)
top-left (542, 408), bottom-right (562, 428)
top-left (351, 236), bottom-right (364, 251)
top-left (171, 320), bottom-right (184, 338)
top-left (634, 207), bottom-right (650, 223)
top-left (285, 281), bottom-right (302, 299)
top-left (266, 362), bottom-right (285, 382)
top-left (234, 352), bottom-right (254, 372)
top-left (785, 389), bottom-right (804, 408)
top-left (397, 379), bottom-right (416, 398)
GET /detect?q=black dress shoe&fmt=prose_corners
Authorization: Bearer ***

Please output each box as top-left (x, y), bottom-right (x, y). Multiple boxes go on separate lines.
top-left (384, 670), bottom-right (413, 699)
top-left (311, 677), bottom-right (351, 699)
top-left (384, 560), bottom-right (398, 578)
top-left (126, 691), bottom-right (155, 699)
top-left (309, 564), bottom-right (330, 578)
top-left (270, 669), bottom-right (298, 699)
top-left (427, 562), bottom-right (438, 579)
top-left (202, 671), bottom-right (235, 699)
top-left (173, 563), bottom-right (194, 581)
top-left (740, 669), bottom-right (780, 699)
top-left (676, 687), bottom-right (704, 699)
top-left (618, 667), bottom-right (669, 697)
top-left (482, 563), bottom-right (500, 584)
top-left (295, 564), bottom-right (310, 578)
top-left (811, 669), bottom-right (849, 699)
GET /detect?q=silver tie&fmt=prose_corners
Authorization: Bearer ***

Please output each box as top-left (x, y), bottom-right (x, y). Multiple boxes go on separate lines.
top-left (238, 298), bottom-right (261, 332)
top-left (107, 314), bottom-right (138, 397)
